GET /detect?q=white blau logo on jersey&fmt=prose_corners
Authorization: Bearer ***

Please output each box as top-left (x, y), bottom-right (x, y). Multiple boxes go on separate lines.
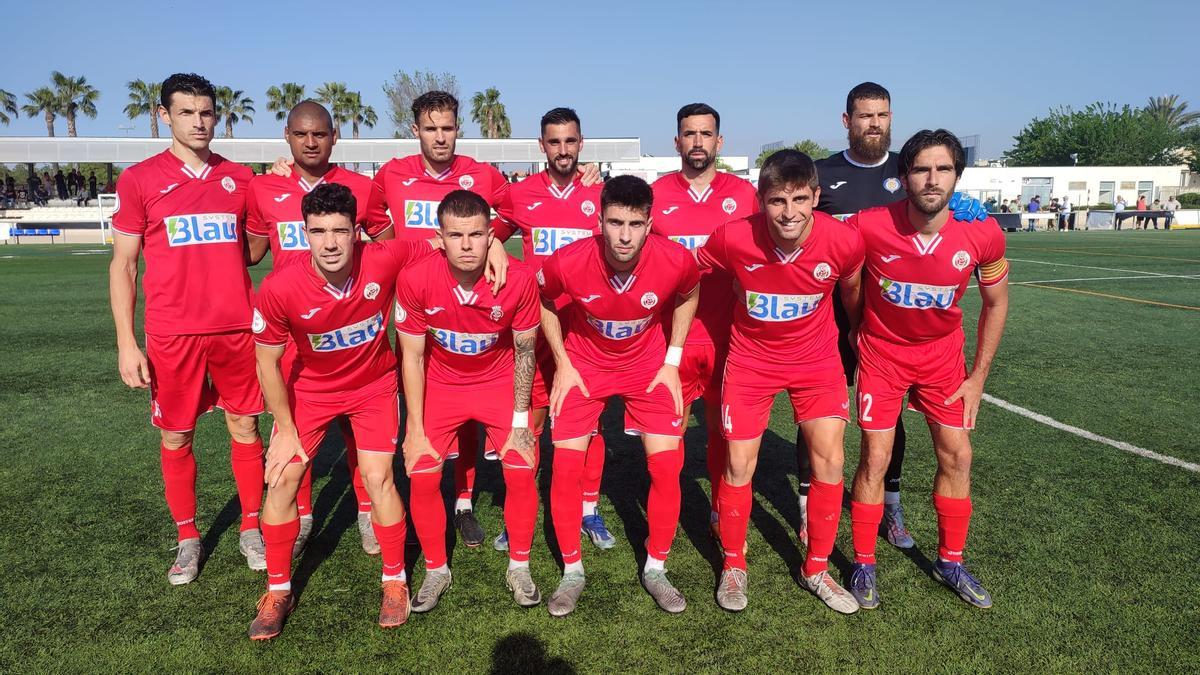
top-left (393, 300), bottom-right (407, 324)
top-left (404, 200), bottom-right (441, 229)
top-left (252, 309), bottom-right (266, 334)
top-left (884, 177), bottom-right (901, 193)
top-left (364, 282), bottom-right (380, 300)
top-left (276, 221), bottom-right (309, 250)
top-left (429, 328), bottom-right (499, 355)
top-left (221, 176), bottom-right (237, 193)
top-left (952, 250), bottom-right (971, 271)
top-left (813, 262), bottom-right (832, 281)
top-left (879, 278), bottom-right (956, 310)
top-left (667, 234), bottom-right (709, 251)
top-left (308, 311), bottom-right (384, 351)
top-left (641, 292), bottom-right (659, 309)
top-left (581, 200), bottom-right (596, 217)
top-left (722, 197), bottom-right (737, 214)
top-left (164, 213), bottom-right (239, 247)
top-left (532, 227), bottom-right (592, 256)
top-left (585, 313), bottom-right (652, 340)
top-left (745, 290), bottom-right (823, 322)
top-left (458, 175), bottom-right (475, 189)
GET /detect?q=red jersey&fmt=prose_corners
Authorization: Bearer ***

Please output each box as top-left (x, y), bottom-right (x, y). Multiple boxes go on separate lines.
top-left (253, 239), bottom-right (435, 395)
top-left (245, 165), bottom-right (382, 270)
top-left (493, 171), bottom-right (601, 272)
top-left (651, 171), bottom-right (758, 345)
top-left (538, 234), bottom-right (699, 372)
top-left (698, 212), bottom-right (864, 369)
top-left (856, 200), bottom-right (1009, 345)
top-left (111, 150), bottom-right (253, 336)
top-left (364, 154), bottom-right (510, 241)
top-left (394, 255), bottom-right (539, 387)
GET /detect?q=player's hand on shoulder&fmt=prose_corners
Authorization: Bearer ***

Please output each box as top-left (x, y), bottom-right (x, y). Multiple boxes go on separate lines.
top-left (577, 163), bottom-right (602, 187)
top-left (485, 239), bottom-right (509, 294)
top-left (268, 156), bottom-right (294, 178)
top-left (949, 192), bottom-right (988, 222)
top-left (117, 344), bottom-right (150, 389)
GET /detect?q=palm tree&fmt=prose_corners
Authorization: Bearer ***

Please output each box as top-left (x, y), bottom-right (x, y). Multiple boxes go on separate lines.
top-left (22, 87), bottom-right (58, 136)
top-left (315, 81), bottom-right (350, 133)
top-left (214, 86), bottom-right (255, 138)
top-left (341, 91), bottom-right (377, 139)
top-left (124, 79), bottom-right (162, 138)
top-left (1145, 95), bottom-right (1200, 130)
top-left (266, 82), bottom-right (306, 121)
top-left (0, 88), bottom-right (17, 125)
top-left (470, 87), bottom-right (511, 139)
top-left (51, 71), bottom-right (99, 137)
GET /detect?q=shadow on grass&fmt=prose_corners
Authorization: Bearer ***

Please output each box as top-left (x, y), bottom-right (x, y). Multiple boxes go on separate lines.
top-left (290, 423), bottom-right (365, 598)
top-left (489, 631), bottom-right (576, 674)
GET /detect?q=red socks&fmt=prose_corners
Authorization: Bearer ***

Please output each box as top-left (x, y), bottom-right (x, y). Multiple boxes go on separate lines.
top-left (717, 478), bottom-right (752, 570)
top-left (502, 451), bottom-right (538, 562)
top-left (802, 479), bottom-right (843, 577)
top-left (550, 448), bottom-right (586, 564)
top-left (453, 423), bottom-right (478, 502)
top-left (373, 519), bottom-right (408, 578)
top-left (262, 517), bottom-right (300, 586)
top-left (409, 471), bottom-right (447, 569)
top-left (850, 501), bottom-right (884, 565)
top-left (933, 493), bottom-right (972, 563)
top-left (160, 443), bottom-right (200, 541)
top-left (296, 464), bottom-right (313, 517)
top-left (230, 438), bottom-right (265, 532)
top-left (645, 448), bottom-right (684, 561)
top-left (581, 433), bottom-right (606, 503)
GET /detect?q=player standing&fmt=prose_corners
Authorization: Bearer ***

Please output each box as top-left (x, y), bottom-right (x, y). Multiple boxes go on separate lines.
top-left (846, 130), bottom-right (1009, 609)
top-left (492, 107), bottom-right (614, 552)
top-left (397, 190), bottom-right (542, 610)
top-left (246, 100), bottom-right (389, 556)
top-left (109, 73), bottom-right (265, 584)
top-left (697, 150), bottom-right (863, 614)
top-left (650, 104), bottom-right (757, 544)
top-left (538, 176), bottom-right (699, 616)
top-left (247, 184), bottom-right (439, 639)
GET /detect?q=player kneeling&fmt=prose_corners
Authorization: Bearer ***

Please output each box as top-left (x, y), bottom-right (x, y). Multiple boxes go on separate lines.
top-left (396, 190), bottom-right (543, 610)
top-left (247, 184), bottom-right (442, 640)
top-left (697, 150), bottom-right (862, 614)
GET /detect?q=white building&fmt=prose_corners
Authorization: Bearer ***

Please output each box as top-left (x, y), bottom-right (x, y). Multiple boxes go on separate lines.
top-left (956, 165), bottom-right (1190, 206)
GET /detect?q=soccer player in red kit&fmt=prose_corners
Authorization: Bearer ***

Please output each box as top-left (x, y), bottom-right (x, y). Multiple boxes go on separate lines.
top-left (397, 190), bottom-right (542, 610)
top-left (651, 103), bottom-right (757, 543)
top-left (492, 107), bottom-right (614, 552)
top-left (108, 73), bottom-right (266, 584)
top-left (696, 150), bottom-right (862, 614)
top-left (539, 176), bottom-right (699, 616)
top-left (247, 184), bottom-right (440, 640)
top-left (846, 130), bottom-right (1009, 610)
top-left (246, 100), bottom-right (390, 556)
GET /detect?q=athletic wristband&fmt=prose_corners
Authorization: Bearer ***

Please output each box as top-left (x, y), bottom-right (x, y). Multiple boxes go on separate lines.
top-left (664, 346), bottom-right (683, 367)
top-left (512, 410), bottom-right (529, 428)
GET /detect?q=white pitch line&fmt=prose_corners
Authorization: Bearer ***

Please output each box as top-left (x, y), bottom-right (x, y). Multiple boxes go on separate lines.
top-left (982, 393), bottom-right (1200, 473)
top-left (1007, 257), bottom-right (1183, 278)
top-left (968, 274), bottom-right (1200, 289)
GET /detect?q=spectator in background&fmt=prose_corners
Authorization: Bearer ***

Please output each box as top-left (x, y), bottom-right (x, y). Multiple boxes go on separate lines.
top-left (1146, 199), bottom-right (1162, 229)
top-left (42, 172), bottom-right (54, 198)
top-left (74, 182), bottom-right (89, 207)
top-left (1114, 195), bottom-right (1126, 230)
top-left (1026, 195), bottom-right (1040, 231)
top-left (55, 169), bottom-right (67, 200)
top-left (66, 169), bottom-right (79, 194)
top-left (1060, 196), bottom-right (1072, 230)
top-left (1135, 195), bottom-right (1147, 228)
top-left (88, 173), bottom-right (98, 200)
top-left (1000, 199), bottom-right (1010, 213)
top-left (1165, 195), bottom-right (1180, 230)
top-left (984, 196), bottom-right (998, 213)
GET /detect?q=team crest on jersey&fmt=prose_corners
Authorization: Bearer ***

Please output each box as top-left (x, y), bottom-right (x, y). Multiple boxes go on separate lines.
top-left (641, 292), bottom-right (659, 309)
top-left (813, 262), bottom-right (832, 281)
top-left (490, 305), bottom-right (504, 322)
top-left (364, 282), bottom-right (380, 300)
top-left (581, 200), bottom-right (596, 217)
top-left (883, 177), bottom-right (901, 193)
top-left (952, 250), bottom-right (971, 271)
top-left (252, 309), bottom-right (266, 334)
top-left (722, 197), bottom-right (737, 215)
top-left (459, 175), bottom-right (475, 189)
top-left (393, 300), bottom-right (407, 324)
top-left (221, 176), bottom-right (236, 193)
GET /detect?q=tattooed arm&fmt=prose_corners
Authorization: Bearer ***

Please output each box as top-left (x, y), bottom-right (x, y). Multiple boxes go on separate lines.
top-left (503, 326), bottom-right (539, 467)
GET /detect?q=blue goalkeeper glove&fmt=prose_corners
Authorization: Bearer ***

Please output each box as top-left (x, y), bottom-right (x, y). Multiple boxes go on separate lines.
top-left (949, 192), bottom-right (988, 222)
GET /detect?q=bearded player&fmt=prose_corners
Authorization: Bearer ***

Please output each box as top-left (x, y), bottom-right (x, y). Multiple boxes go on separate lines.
top-left (109, 72), bottom-right (265, 584)
top-left (650, 103), bottom-right (757, 546)
top-left (539, 176), bottom-right (699, 616)
top-left (697, 150), bottom-right (863, 614)
top-left (846, 130), bottom-right (1009, 610)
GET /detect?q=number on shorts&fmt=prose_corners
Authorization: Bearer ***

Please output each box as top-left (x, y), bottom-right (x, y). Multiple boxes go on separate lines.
top-left (860, 393), bottom-right (874, 422)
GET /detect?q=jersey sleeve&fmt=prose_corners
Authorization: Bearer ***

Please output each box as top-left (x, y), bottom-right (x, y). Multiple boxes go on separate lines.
top-left (110, 170), bottom-right (147, 237)
top-left (675, 247), bottom-right (701, 296)
top-left (842, 225), bottom-right (866, 278)
top-left (537, 250), bottom-right (567, 302)
top-left (485, 164), bottom-right (511, 207)
top-left (380, 239), bottom-right (438, 275)
top-left (244, 182), bottom-right (269, 237)
top-left (491, 190), bottom-right (517, 241)
top-left (393, 269), bottom-right (428, 336)
top-left (363, 173), bottom-right (392, 236)
top-left (695, 223), bottom-right (729, 273)
top-left (976, 221), bottom-right (1009, 287)
top-left (511, 270), bottom-right (540, 332)
top-left (252, 282), bottom-right (290, 347)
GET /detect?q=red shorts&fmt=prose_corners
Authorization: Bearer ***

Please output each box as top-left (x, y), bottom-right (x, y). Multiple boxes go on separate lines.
top-left (855, 330), bottom-right (969, 431)
top-left (531, 348), bottom-right (555, 411)
top-left (412, 379), bottom-right (541, 473)
top-left (284, 372), bottom-right (399, 460)
top-left (146, 332), bottom-right (263, 432)
top-left (721, 355), bottom-right (848, 441)
top-left (551, 362), bottom-right (683, 443)
top-left (679, 340), bottom-right (726, 406)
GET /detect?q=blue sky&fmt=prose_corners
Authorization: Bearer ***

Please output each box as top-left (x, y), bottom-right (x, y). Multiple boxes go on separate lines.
top-left (3, 0), bottom-right (1197, 160)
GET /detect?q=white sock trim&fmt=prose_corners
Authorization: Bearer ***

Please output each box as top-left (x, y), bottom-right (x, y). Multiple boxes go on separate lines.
top-left (582, 500), bottom-right (598, 515)
top-left (454, 497), bottom-right (472, 511)
top-left (644, 555), bottom-right (666, 572)
top-left (268, 582), bottom-right (292, 592)
top-left (564, 561), bottom-right (584, 575)
top-left (508, 559), bottom-right (529, 570)
top-left (382, 572), bottom-right (407, 582)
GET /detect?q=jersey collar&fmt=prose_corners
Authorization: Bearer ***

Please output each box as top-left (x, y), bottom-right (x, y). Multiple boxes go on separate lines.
top-left (542, 171), bottom-right (580, 200)
top-left (163, 149), bottom-right (214, 180)
top-left (674, 170), bottom-right (715, 203)
top-left (841, 149), bottom-right (890, 169)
